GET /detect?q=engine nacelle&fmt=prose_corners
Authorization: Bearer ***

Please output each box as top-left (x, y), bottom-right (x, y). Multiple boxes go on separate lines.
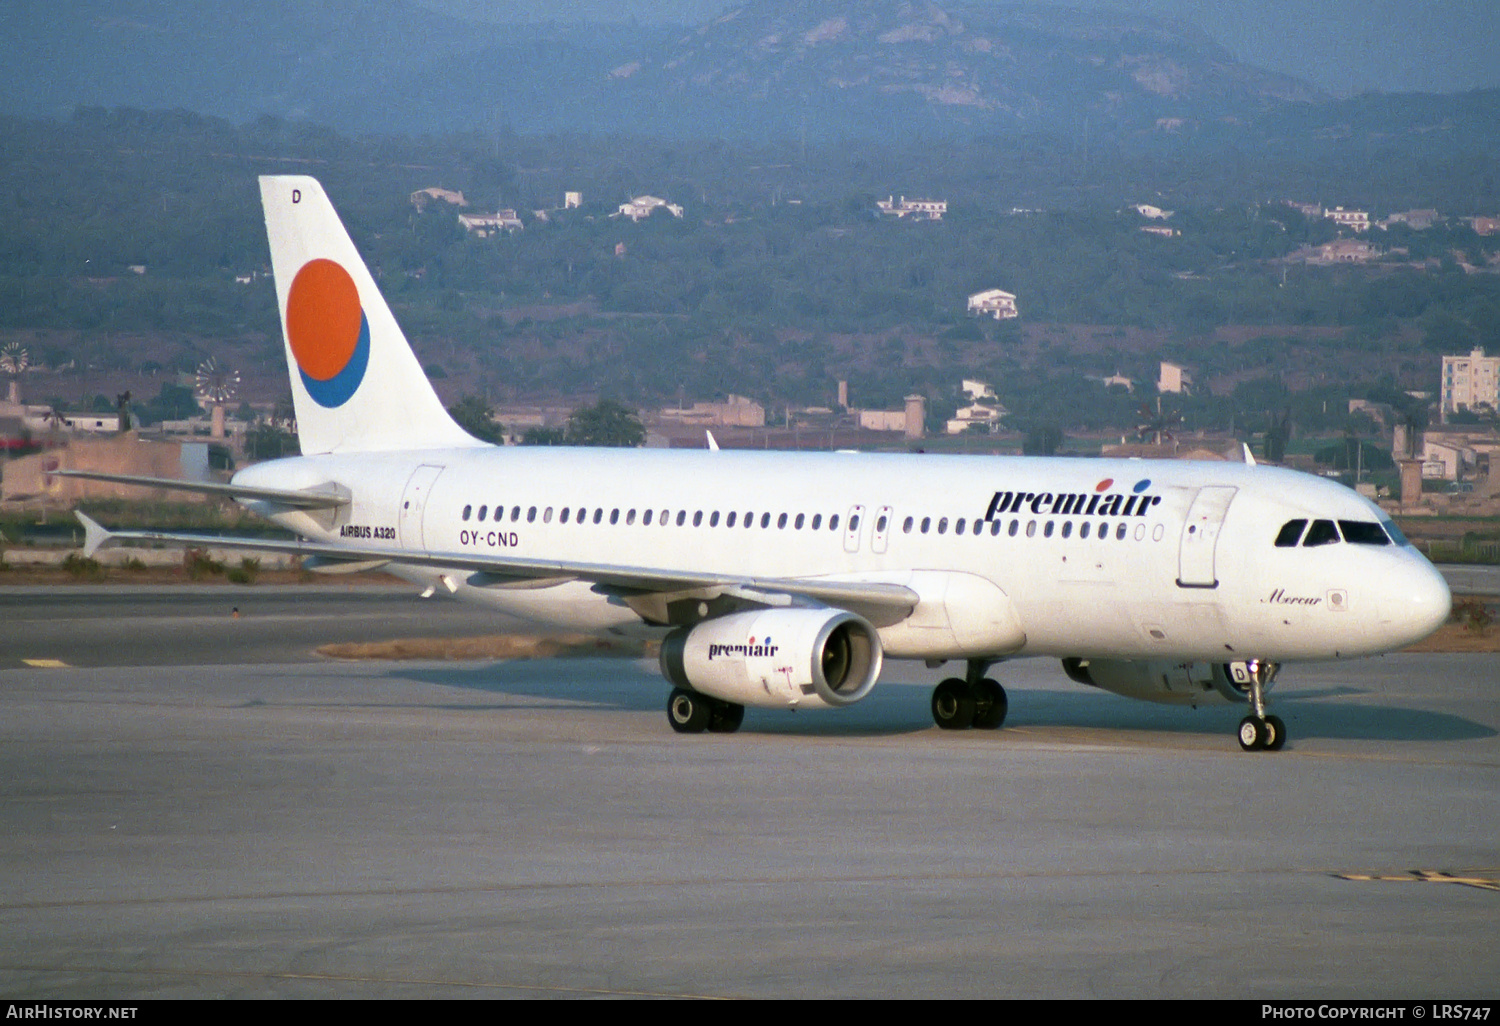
top-left (1061, 658), bottom-right (1277, 706)
top-left (660, 608), bottom-right (883, 710)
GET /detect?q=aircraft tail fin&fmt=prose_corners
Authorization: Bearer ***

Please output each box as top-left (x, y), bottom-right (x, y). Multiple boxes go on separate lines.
top-left (259, 176), bottom-right (484, 455)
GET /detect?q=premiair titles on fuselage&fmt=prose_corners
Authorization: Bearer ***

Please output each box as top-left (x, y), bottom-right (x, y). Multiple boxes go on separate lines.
top-left (984, 479), bottom-right (1164, 521)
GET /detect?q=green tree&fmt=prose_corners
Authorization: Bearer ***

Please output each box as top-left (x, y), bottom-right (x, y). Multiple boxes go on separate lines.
top-left (520, 426), bottom-right (566, 445)
top-left (566, 400), bottom-right (645, 447)
top-left (446, 395), bottom-right (503, 444)
top-left (244, 423), bottom-right (297, 461)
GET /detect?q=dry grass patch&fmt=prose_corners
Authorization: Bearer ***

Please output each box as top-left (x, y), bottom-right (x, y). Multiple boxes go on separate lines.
top-left (319, 633), bottom-right (656, 661)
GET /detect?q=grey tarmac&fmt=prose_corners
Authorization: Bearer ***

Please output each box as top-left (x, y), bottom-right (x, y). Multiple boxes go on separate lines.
top-left (0, 586), bottom-right (1496, 998)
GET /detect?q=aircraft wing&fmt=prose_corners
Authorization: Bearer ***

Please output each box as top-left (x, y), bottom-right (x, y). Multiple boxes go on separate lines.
top-left (51, 470), bottom-right (348, 509)
top-left (75, 513), bottom-right (918, 620)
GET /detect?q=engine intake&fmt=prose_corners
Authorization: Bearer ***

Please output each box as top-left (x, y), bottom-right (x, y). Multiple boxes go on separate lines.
top-left (661, 608), bottom-right (882, 710)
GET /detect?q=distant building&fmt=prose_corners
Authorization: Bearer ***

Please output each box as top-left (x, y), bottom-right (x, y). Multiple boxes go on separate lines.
top-left (617, 196), bottom-right (683, 221)
top-left (410, 187), bottom-right (468, 210)
top-left (1472, 217), bottom-right (1500, 237)
top-left (1383, 209), bottom-right (1440, 230)
top-left (1285, 201), bottom-right (1324, 218)
top-left (62, 414), bottom-right (120, 434)
top-left (657, 395), bottom-right (765, 429)
top-left (857, 409), bottom-right (909, 432)
top-left (564, 191), bottom-right (582, 209)
top-left (1140, 225), bottom-right (1179, 238)
top-left (458, 210), bottom-right (523, 236)
top-left (904, 395), bottom-right (927, 441)
top-left (1132, 204), bottom-right (1173, 220)
top-left (1442, 347), bottom-right (1500, 420)
top-left (1325, 206), bottom-right (1370, 232)
top-left (947, 379), bottom-right (1005, 434)
top-left (1419, 435), bottom-right (1478, 481)
top-left (1101, 373), bottom-right (1134, 392)
top-left (966, 288), bottom-right (1019, 320)
top-left (1314, 238), bottom-right (1379, 263)
top-left (1158, 361), bottom-right (1192, 395)
top-left (877, 196), bottom-right (947, 221)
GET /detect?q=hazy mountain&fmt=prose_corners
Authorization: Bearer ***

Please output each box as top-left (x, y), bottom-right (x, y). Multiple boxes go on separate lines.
top-left (604, 1), bottom-right (1328, 137)
top-left (5, 0), bottom-right (1496, 148)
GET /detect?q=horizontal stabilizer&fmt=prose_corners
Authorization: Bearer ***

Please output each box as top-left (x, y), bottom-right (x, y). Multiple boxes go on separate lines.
top-left (75, 512), bottom-right (112, 558)
top-left (53, 470), bottom-right (348, 509)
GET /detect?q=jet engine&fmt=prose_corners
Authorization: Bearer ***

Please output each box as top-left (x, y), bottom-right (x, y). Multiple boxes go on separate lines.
top-left (660, 608), bottom-right (882, 710)
top-left (1061, 658), bottom-right (1275, 706)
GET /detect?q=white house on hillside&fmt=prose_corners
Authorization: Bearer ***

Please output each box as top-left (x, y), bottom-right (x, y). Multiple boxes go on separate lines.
top-left (617, 196), bottom-right (683, 221)
top-left (967, 289), bottom-right (1019, 320)
top-left (877, 196), bottom-right (947, 220)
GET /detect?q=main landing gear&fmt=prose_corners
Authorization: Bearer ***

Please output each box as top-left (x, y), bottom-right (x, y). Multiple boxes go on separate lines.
top-left (1236, 660), bottom-right (1286, 752)
top-left (931, 660), bottom-right (1008, 731)
top-left (666, 687), bottom-right (745, 734)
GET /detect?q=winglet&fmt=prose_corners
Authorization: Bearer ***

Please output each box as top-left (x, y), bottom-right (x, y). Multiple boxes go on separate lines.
top-left (705, 430), bottom-right (720, 452)
top-left (1241, 443), bottom-right (1257, 466)
top-left (75, 511), bottom-right (113, 558)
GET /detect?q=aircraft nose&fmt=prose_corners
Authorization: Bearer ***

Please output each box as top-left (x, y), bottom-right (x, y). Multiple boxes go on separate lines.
top-left (1379, 557), bottom-right (1452, 647)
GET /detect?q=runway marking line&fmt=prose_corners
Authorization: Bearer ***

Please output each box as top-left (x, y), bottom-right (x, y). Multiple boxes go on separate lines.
top-left (1335, 869), bottom-right (1500, 892)
top-left (21, 659), bottom-right (69, 668)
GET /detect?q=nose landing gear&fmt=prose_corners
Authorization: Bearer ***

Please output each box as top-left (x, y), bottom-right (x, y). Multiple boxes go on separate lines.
top-left (1235, 660), bottom-right (1285, 751)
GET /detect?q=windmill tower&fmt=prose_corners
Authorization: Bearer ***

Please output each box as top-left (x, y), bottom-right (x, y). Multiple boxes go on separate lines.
top-left (1, 343), bottom-right (28, 404)
top-left (195, 358), bottom-right (240, 440)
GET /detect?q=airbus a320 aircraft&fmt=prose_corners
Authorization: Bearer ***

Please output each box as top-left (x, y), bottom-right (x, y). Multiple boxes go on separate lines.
top-left (70, 176), bottom-right (1452, 751)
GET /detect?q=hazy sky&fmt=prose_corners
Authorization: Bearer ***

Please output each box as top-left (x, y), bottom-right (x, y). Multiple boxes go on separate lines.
top-left (421, 0), bottom-right (1500, 97)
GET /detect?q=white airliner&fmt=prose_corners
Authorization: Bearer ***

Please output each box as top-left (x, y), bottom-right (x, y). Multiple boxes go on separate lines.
top-left (71, 175), bottom-right (1452, 751)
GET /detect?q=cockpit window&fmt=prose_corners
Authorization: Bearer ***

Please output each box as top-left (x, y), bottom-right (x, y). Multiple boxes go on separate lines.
top-left (1381, 518), bottom-right (1410, 546)
top-left (1274, 520), bottom-right (1307, 547)
top-left (1302, 519), bottom-right (1340, 547)
top-left (1339, 520), bottom-right (1391, 546)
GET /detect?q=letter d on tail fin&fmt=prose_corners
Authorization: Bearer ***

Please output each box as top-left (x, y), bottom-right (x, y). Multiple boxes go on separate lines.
top-left (259, 176), bottom-right (484, 455)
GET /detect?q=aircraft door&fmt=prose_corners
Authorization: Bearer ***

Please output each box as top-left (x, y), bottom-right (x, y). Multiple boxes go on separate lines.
top-left (871, 505), bottom-right (893, 553)
top-left (1177, 485), bottom-right (1237, 588)
top-left (398, 464), bottom-right (445, 549)
top-left (843, 505), bottom-right (866, 553)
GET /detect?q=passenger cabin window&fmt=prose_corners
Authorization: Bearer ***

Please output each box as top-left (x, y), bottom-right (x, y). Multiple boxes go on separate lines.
top-left (462, 505), bottom-right (472, 521)
top-left (1302, 519), bottom-right (1340, 547)
top-left (1274, 520), bottom-right (1307, 547)
top-left (1339, 520), bottom-right (1390, 546)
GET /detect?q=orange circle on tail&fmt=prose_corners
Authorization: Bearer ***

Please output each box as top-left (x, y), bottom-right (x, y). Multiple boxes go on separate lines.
top-left (286, 259), bottom-right (362, 381)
